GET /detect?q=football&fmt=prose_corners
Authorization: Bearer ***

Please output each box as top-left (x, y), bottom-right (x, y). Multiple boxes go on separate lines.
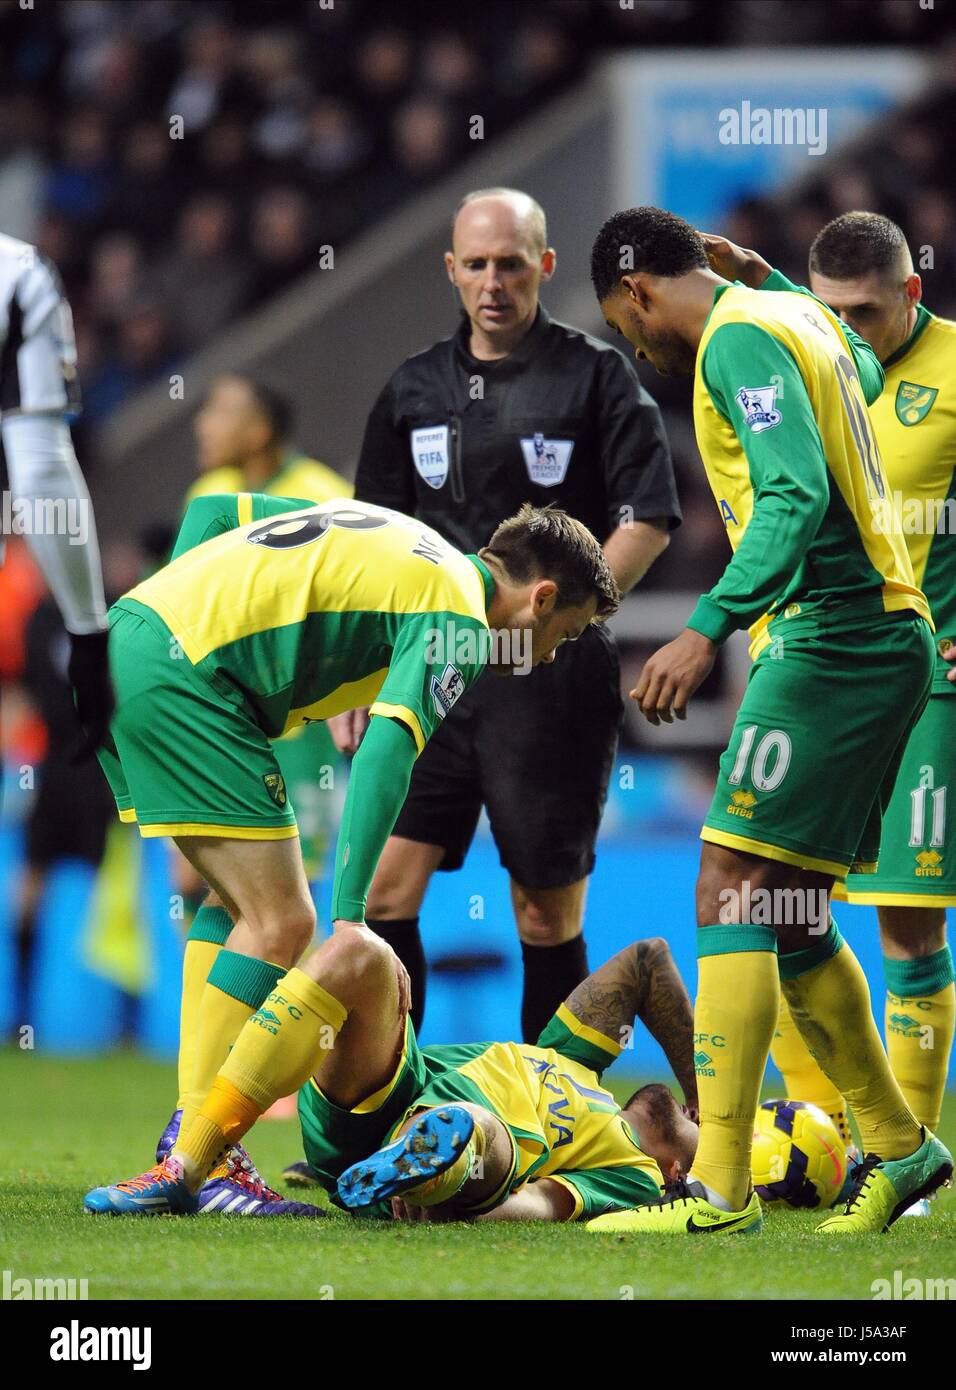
top-left (752, 1099), bottom-right (848, 1210)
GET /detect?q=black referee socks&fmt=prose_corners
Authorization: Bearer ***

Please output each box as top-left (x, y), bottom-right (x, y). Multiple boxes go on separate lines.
top-left (520, 935), bottom-right (589, 1044)
top-left (367, 918), bottom-right (427, 1034)
top-left (367, 921), bottom-right (590, 1043)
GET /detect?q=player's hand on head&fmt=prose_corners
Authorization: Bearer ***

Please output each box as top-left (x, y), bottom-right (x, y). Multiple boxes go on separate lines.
top-left (67, 629), bottom-right (115, 759)
top-left (698, 232), bottom-right (773, 289)
top-left (630, 628), bottom-right (716, 726)
top-left (390, 1197), bottom-right (433, 1222)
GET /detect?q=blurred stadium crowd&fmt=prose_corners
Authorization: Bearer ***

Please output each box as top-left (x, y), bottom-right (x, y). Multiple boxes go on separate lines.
top-left (0, 0), bottom-right (952, 437)
top-left (0, 0), bottom-right (953, 768)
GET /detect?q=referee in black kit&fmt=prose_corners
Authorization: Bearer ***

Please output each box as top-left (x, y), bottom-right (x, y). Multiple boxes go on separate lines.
top-left (336, 188), bottom-right (680, 1041)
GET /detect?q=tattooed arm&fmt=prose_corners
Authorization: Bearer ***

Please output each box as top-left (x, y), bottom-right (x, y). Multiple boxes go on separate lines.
top-left (562, 939), bottom-right (697, 1112)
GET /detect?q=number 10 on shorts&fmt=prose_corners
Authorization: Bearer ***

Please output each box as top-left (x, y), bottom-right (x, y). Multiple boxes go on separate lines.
top-left (729, 725), bottom-right (793, 793)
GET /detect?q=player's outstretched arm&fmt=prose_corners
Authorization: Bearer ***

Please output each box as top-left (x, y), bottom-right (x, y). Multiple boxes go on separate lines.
top-left (329, 715), bottom-right (417, 926)
top-left (473, 1179), bottom-right (576, 1223)
top-left (562, 938), bottom-right (697, 1111)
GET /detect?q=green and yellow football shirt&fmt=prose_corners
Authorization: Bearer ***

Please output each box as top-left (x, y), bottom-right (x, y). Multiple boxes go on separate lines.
top-left (179, 455), bottom-right (351, 878)
top-left (119, 495), bottom-right (493, 919)
top-left (760, 271), bottom-right (955, 694)
top-left (689, 281), bottom-right (930, 659)
top-left (126, 495), bottom-right (492, 751)
top-left (298, 1003), bottom-right (665, 1220)
top-left (870, 304), bottom-right (956, 695)
top-left (408, 1005), bottom-right (663, 1219)
top-left (185, 452), bottom-right (352, 507)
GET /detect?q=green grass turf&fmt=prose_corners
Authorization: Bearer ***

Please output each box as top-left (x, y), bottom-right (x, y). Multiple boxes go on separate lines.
top-left (1, 1048), bottom-right (954, 1301)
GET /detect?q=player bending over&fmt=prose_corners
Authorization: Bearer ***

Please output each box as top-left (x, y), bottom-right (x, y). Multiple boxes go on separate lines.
top-left (87, 932), bottom-right (698, 1221)
top-left (83, 492), bottom-right (618, 1214)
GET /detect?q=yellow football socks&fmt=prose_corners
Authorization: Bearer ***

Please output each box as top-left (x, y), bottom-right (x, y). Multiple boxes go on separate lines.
top-left (780, 924), bottom-right (921, 1160)
top-left (883, 948), bottom-right (955, 1133)
top-left (770, 993), bottom-right (852, 1146)
top-left (176, 907), bottom-right (232, 1111)
top-left (690, 925), bottom-right (780, 1211)
top-left (179, 949), bottom-right (287, 1132)
top-left (175, 967), bottom-right (348, 1185)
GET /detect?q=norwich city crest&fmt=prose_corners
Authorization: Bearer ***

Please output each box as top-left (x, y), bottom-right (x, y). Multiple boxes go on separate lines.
top-left (263, 772), bottom-right (287, 807)
top-left (895, 381), bottom-right (937, 426)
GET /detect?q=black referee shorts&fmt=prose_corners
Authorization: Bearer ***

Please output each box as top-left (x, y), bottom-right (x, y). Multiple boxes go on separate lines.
top-left (25, 758), bottom-right (113, 869)
top-left (391, 623), bottom-right (623, 890)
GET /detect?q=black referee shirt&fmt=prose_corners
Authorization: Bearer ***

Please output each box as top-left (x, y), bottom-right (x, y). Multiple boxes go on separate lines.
top-left (354, 305), bottom-right (680, 552)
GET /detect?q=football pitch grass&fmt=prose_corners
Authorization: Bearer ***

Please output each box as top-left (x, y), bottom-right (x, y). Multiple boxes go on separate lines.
top-left (1, 1049), bottom-right (954, 1302)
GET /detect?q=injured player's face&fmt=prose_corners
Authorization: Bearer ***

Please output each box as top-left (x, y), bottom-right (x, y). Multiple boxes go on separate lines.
top-left (622, 1083), bottom-right (700, 1184)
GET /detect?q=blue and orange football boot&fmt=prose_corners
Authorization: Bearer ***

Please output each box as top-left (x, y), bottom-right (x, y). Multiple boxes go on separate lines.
top-left (83, 1155), bottom-right (198, 1215)
top-left (85, 1108), bottom-right (325, 1217)
top-left (155, 1105), bottom-right (324, 1217)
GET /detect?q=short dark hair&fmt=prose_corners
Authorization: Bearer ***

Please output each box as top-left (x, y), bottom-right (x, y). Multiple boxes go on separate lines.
top-left (481, 503), bottom-right (620, 618)
top-left (245, 378), bottom-right (293, 445)
top-left (809, 211), bottom-right (908, 281)
top-left (590, 206), bottom-right (708, 302)
top-left (625, 1082), bottom-right (681, 1146)
top-left (209, 374), bottom-right (294, 444)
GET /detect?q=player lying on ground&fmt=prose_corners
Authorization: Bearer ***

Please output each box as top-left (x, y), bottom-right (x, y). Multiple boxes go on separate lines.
top-left (86, 932), bottom-right (699, 1221)
top-left (586, 207), bottom-right (953, 1237)
top-left (85, 493), bottom-right (619, 1215)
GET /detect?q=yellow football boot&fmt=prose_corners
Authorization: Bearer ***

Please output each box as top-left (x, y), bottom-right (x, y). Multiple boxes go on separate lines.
top-left (816, 1130), bottom-right (952, 1234)
top-left (586, 1179), bottom-right (763, 1235)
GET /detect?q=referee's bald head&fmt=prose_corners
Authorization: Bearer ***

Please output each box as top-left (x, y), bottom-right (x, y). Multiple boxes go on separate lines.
top-left (451, 188), bottom-right (547, 256)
